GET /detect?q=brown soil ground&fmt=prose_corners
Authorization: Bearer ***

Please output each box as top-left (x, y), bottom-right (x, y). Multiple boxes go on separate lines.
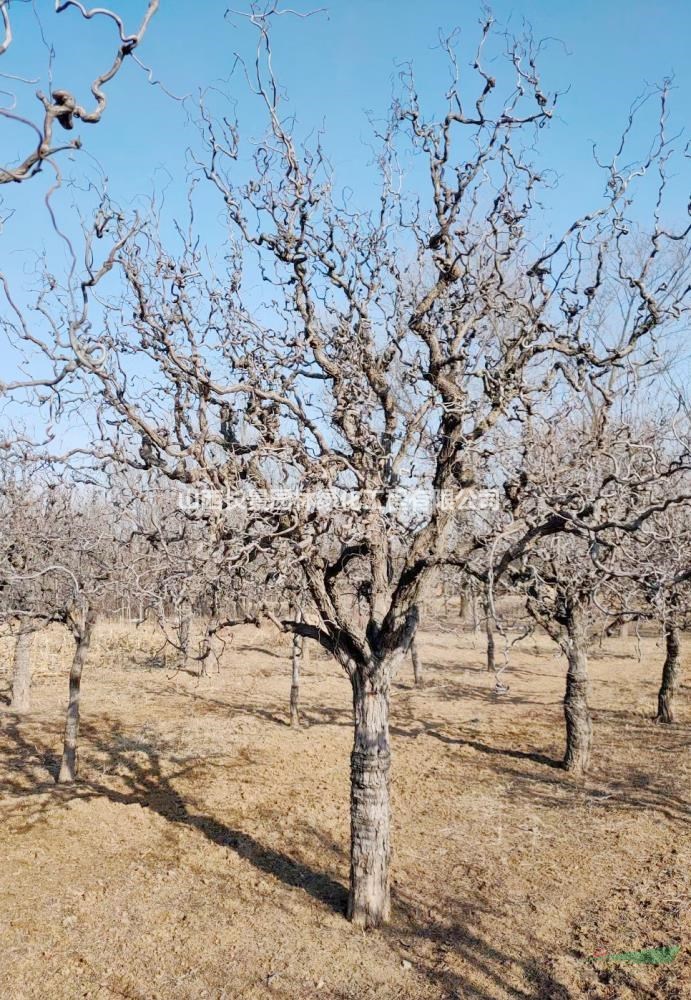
top-left (0, 622), bottom-right (688, 1000)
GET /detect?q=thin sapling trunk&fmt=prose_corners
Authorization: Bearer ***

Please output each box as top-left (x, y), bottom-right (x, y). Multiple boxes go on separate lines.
top-left (410, 639), bottom-right (423, 686)
top-left (484, 594), bottom-right (496, 672)
top-left (290, 633), bottom-right (304, 727)
top-left (58, 609), bottom-right (96, 784)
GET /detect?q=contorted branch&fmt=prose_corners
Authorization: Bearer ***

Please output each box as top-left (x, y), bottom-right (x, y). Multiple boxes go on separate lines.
top-left (0, 0), bottom-right (159, 185)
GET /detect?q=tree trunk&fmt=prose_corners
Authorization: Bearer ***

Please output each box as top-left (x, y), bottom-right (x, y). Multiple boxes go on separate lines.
top-left (10, 626), bottom-right (34, 713)
top-left (470, 585), bottom-right (480, 634)
top-left (563, 607), bottom-right (592, 774)
top-left (58, 611), bottom-right (96, 784)
top-left (290, 633), bottom-right (303, 728)
top-left (179, 598), bottom-right (192, 671)
top-left (484, 597), bottom-right (496, 672)
top-left (347, 667), bottom-right (391, 929)
top-left (656, 626), bottom-right (680, 724)
top-left (199, 601), bottom-right (221, 677)
top-left (289, 605), bottom-right (310, 728)
top-left (410, 639), bottom-right (423, 686)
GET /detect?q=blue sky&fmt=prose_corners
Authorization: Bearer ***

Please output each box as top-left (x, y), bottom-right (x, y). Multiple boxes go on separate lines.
top-left (0, 0), bottom-right (689, 451)
top-left (1, 0), bottom-right (690, 352)
top-left (2, 1), bottom-right (690, 245)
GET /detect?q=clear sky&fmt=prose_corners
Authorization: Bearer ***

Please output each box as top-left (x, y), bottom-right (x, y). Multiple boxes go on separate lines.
top-left (1, 1), bottom-right (690, 319)
top-left (0, 0), bottom-right (689, 451)
top-left (2, 2), bottom-right (691, 207)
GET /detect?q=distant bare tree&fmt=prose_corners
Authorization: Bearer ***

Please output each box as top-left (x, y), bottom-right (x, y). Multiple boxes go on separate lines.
top-left (482, 409), bottom-right (691, 772)
top-left (0, 461), bottom-right (123, 780)
top-left (592, 494), bottom-right (691, 724)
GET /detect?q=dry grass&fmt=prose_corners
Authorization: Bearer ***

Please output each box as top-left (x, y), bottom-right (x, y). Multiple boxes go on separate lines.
top-left (0, 621), bottom-right (689, 999)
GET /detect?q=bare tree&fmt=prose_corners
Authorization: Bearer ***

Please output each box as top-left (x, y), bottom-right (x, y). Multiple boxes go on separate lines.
top-left (5, 12), bottom-right (691, 927)
top-left (480, 408), bottom-right (691, 772)
top-left (0, 462), bottom-right (125, 779)
top-left (593, 497), bottom-right (691, 724)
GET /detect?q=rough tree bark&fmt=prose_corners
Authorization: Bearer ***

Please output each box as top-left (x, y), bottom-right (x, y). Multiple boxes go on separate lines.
top-left (410, 639), bottom-right (423, 686)
top-left (347, 665), bottom-right (392, 928)
top-left (10, 625), bottom-right (34, 713)
top-left (562, 603), bottom-right (592, 774)
top-left (58, 609), bottom-right (97, 784)
top-left (656, 625), bottom-right (681, 724)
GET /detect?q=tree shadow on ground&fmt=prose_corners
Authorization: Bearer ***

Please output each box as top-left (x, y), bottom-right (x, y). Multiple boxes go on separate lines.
top-left (484, 759), bottom-right (691, 825)
top-left (0, 716), bottom-right (348, 916)
top-left (141, 681), bottom-right (565, 773)
top-left (418, 726), bottom-right (563, 769)
top-left (235, 643), bottom-right (287, 660)
top-left (388, 890), bottom-right (574, 1000)
top-left (0, 717), bottom-right (577, 1000)
top-left (2, 711), bottom-right (684, 999)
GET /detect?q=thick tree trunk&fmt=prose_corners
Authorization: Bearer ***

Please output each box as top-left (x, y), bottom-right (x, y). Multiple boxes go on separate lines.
top-left (563, 608), bottom-right (592, 774)
top-left (58, 611), bottom-right (96, 784)
top-left (410, 639), bottom-right (423, 686)
top-left (656, 626), bottom-right (681, 724)
top-left (10, 626), bottom-right (34, 713)
top-left (347, 668), bottom-right (391, 929)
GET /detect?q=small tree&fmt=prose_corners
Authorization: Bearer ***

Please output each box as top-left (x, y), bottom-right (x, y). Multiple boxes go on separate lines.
top-left (0, 463), bottom-right (123, 780)
top-left (481, 408), bottom-right (691, 772)
top-left (593, 499), bottom-right (691, 724)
